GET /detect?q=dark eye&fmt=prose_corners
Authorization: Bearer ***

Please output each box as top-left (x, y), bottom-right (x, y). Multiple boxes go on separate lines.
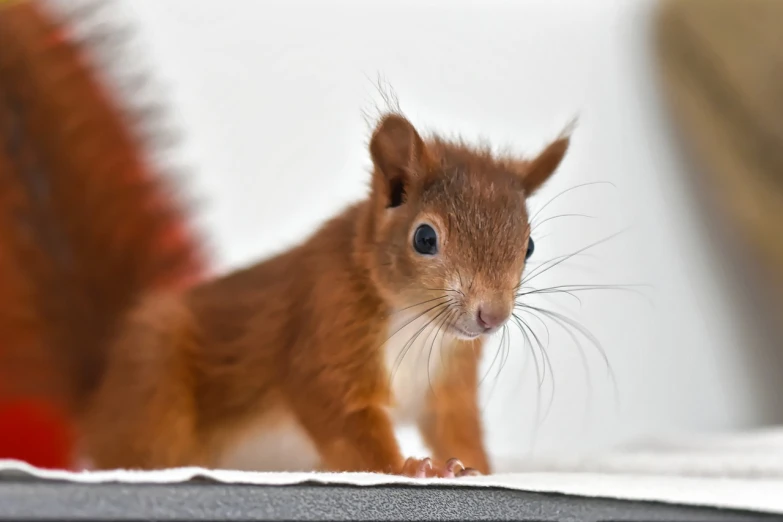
top-left (413, 224), bottom-right (438, 255)
top-left (525, 237), bottom-right (535, 260)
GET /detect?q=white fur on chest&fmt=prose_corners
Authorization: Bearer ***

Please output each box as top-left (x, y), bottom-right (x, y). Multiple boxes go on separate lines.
top-left (384, 310), bottom-right (455, 425)
top-left (217, 410), bottom-right (321, 472)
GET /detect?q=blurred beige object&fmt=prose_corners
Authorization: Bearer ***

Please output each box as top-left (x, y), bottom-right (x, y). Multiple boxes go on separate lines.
top-left (655, 0), bottom-right (783, 297)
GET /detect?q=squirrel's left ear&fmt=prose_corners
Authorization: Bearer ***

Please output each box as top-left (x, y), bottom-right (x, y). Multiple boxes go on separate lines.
top-left (369, 113), bottom-right (432, 208)
top-left (515, 125), bottom-right (573, 195)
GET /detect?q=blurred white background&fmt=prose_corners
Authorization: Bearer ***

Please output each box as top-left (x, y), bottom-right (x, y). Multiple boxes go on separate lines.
top-left (90, 0), bottom-right (780, 463)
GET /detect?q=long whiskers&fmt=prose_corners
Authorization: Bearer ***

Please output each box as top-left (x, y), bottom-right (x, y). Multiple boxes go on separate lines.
top-left (517, 283), bottom-right (653, 310)
top-left (517, 283), bottom-right (651, 299)
top-left (514, 302), bottom-right (621, 415)
top-left (520, 229), bottom-right (628, 287)
top-left (528, 181), bottom-right (616, 226)
top-left (480, 322), bottom-right (516, 410)
top-left (423, 286), bottom-right (466, 298)
top-left (479, 327), bottom-right (507, 388)
top-left (507, 313), bottom-right (544, 440)
top-left (519, 305), bottom-right (595, 432)
top-left (388, 301), bottom-right (454, 389)
top-left (518, 313), bottom-right (556, 423)
top-left (531, 213), bottom-right (595, 233)
top-left (427, 308), bottom-right (458, 394)
top-left (390, 295), bottom-right (452, 315)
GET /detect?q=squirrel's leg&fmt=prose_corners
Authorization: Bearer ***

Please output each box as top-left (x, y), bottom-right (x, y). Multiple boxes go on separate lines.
top-left (286, 343), bottom-right (478, 478)
top-left (303, 404), bottom-right (405, 473)
top-left (285, 358), bottom-right (406, 474)
top-left (283, 347), bottom-right (428, 476)
top-left (79, 294), bottom-right (205, 470)
top-left (418, 339), bottom-right (491, 475)
top-left (295, 401), bottom-right (474, 477)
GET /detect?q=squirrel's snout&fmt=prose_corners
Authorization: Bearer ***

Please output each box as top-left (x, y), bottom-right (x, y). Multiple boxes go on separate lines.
top-left (477, 307), bottom-right (507, 330)
top-left (452, 300), bottom-right (511, 338)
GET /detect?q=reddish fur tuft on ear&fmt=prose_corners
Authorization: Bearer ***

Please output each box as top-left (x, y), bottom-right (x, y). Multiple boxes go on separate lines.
top-left (369, 114), bottom-right (430, 207)
top-left (517, 131), bottom-right (572, 195)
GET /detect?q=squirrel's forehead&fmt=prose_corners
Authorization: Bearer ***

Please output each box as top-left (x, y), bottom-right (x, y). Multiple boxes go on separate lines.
top-left (420, 173), bottom-right (529, 226)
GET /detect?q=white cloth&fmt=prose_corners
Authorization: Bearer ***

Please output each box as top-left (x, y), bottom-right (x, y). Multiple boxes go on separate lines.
top-left (2, 428), bottom-right (782, 514)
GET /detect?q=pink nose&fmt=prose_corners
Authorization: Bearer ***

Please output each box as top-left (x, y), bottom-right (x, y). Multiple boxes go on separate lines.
top-left (477, 307), bottom-right (506, 330)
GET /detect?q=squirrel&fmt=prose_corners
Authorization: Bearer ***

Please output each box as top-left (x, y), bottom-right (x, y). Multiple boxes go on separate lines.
top-left (76, 113), bottom-right (571, 477)
top-left (0, 0), bottom-right (571, 479)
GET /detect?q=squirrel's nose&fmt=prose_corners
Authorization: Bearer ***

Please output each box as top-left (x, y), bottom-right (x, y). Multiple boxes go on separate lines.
top-left (477, 307), bottom-right (507, 330)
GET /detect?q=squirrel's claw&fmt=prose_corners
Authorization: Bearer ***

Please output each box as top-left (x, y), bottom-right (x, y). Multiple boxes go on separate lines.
top-left (400, 456), bottom-right (483, 478)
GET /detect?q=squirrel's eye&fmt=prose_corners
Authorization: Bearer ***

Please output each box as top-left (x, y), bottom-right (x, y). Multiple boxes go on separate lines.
top-left (413, 224), bottom-right (438, 255)
top-left (525, 237), bottom-right (535, 260)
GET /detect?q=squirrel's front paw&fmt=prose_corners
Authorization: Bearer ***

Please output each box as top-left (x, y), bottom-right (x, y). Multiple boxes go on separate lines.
top-left (401, 457), bottom-right (481, 478)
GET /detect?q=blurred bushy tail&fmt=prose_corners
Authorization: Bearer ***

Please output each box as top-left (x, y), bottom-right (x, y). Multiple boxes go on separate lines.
top-left (0, 0), bottom-right (207, 466)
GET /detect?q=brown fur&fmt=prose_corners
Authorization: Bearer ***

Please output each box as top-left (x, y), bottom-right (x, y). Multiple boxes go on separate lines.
top-left (0, 0), bottom-right (205, 419)
top-left (81, 114), bottom-right (570, 475)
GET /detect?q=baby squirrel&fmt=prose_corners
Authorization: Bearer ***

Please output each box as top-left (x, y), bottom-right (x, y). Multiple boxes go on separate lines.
top-left (0, 0), bottom-right (573, 475)
top-left (75, 113), bottom-right (571, 477)
top-left (1, 30), bottom-right (570, 474)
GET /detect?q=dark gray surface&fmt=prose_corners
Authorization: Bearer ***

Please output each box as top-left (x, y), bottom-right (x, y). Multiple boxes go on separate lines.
top-left (1, 479), bottom-right (782, 521)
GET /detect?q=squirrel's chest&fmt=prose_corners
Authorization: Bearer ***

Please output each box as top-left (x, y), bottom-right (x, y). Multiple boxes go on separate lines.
top-left (383, 310), bottom-right (453, 424)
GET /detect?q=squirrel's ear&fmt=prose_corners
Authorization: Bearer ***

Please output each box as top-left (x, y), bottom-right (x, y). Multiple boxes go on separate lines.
top-left (515, 126), bottom-right (573, 194)
top-left (369, 113), bottom-right (430, 208)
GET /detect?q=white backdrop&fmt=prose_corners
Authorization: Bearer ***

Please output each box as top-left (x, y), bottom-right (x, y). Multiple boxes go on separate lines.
top-left (93, 0), bottom-right (779, 461)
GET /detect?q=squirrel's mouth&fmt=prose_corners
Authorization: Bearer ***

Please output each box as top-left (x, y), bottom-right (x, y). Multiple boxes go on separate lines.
top-left (449, 325), bottom-right (483, 340)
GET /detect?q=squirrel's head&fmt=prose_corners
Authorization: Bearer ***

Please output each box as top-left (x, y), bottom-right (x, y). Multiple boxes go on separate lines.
top-left (362, 113), bottom-right (570, 340)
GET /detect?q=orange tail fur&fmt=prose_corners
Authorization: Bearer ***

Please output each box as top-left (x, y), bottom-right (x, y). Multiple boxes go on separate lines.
top-left (0, 0), bottom-right (207, 468)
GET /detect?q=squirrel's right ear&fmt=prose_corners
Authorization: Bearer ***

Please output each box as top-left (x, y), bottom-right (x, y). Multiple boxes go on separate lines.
top-left (369, 114), bottom-right (430, 208)
top-left (514, 120), bottom-right (575, 195)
